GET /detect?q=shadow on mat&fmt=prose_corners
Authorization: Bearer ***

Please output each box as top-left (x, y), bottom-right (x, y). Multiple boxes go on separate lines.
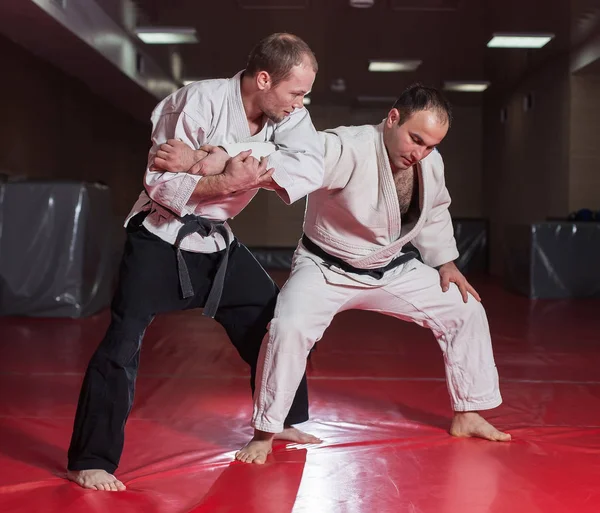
top-left (187, 447), bottom-right (307, 513)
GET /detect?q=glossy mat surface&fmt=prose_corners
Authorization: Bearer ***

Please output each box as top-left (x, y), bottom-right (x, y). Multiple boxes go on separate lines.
top-left (1, 276), bottom-right (599, 512)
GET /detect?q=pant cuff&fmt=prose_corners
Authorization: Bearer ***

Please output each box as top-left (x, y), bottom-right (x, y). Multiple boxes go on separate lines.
top-left (453, 394), bottom-right (502, 412)
top-left (252, 419), bottom-right (284, 433)
top-left (67, 459), bottom-right (117, 474)
top-left (283, 414), bottom-right (309, 426)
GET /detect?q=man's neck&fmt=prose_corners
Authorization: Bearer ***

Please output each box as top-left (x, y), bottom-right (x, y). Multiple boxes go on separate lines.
top-left (240, 75), bottom-right (265, 128)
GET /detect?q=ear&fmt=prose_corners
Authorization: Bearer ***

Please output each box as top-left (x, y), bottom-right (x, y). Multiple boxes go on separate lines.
top-left (256, 71), bottom-right (271, 91)
top-left (386, 108), bottom-right (400, 128)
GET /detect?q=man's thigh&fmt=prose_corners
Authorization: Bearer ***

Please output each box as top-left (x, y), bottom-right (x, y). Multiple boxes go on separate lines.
top-left (349, 260), bottom-right (482, 334)
top-left (272, 253), bottom-right (359, 338)
top-left (217, 241), bottom-right (279, 310)
top-left (113, 224), bottom-right (202, 315)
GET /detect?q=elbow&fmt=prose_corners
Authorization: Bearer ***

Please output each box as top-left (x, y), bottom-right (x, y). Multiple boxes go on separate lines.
top-left (311, 166), bottom-right (325, 189)
top-left (143, 182), bottom-right (155, 201)
top-left (141, 171), bottom-right (198, 217)
top-left (144, 182), bottom-right (160, 203)
top-left (143, 182), bottom-right (173, 211)
top-left (306, 156), bottom-right (325, 189)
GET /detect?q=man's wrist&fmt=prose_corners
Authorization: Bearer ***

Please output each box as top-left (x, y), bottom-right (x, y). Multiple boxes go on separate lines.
top-left (193, 149), bottom-right (206, 163)
top-left (218, 173), bottom-right (238, 195)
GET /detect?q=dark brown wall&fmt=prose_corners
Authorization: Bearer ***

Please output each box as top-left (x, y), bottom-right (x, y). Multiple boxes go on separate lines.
top-left (0, 34), bottom-right (151, 222)
top-left (483, 56), bottom-right (572, 275)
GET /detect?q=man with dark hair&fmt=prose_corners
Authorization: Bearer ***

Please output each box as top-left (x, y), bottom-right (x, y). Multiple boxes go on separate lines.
top-left (235, 84), bottom-right (511, 463)
top-left (158, 83), bottom-right (510, 464)
top-left (66, 32), bottom-right (323, 491)
top-left (390, 83), bottom-right (453, 127)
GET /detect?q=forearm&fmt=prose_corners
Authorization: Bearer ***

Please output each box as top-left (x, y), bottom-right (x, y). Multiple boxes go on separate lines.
top-left (266, 109), bottom-right (324, 203)
top-left (413, 236), bottom-right (459, 269)
top-left (144, 170), bottom-right (201, 216)
top-left (411, 205), bottom-right (458, 268)
top-left (189, 174), bottom-right (236, 202)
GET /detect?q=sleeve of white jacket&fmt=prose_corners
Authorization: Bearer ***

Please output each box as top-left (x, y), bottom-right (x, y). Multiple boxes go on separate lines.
top-left (411, 155), bottom-right (460, 268)
top-left (220, 142), bottom-right (277, 160)
top-left (267, 108), bottom-right (325, 204)
top-left (320, 130), bottom-right (350, 190)
top-left (143, 111), bottom-right (207, 216)
top-left (222, 134), bottom-right (342, 192)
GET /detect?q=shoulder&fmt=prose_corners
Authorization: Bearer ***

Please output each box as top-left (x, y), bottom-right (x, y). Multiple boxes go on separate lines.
top-left (323, 124), bottom-right (375, 146)
top-left (151, 78), bottom-right (229, 123)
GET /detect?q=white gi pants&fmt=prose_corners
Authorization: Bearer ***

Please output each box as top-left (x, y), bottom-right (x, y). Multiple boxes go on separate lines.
top-left (252, 245), bottom-right (502, 433)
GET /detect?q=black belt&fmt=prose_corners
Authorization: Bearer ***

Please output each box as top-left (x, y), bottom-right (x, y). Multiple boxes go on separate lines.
top-left (301, 234), bottom-right (416, 280)
top-left (175, 214), bottom-right (230, 318)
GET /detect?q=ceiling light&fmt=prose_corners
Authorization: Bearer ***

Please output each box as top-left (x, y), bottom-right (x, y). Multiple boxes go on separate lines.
top-left (444, 81), bottom-right (490, 92)
top-left (487, 33), bottom-right (554, 49)
top-left (303, 97), bottom-right (311, 105)
top-left (330, 78), bottom-right (346, 93)
top-left (368, 60), bottom-right (422, 72)
top-left (136, 27), bottom-right (198, 44)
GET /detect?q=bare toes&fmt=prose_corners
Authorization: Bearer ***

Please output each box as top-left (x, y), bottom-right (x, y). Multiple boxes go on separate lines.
top-left (495, 431), bottom-right (511, 442)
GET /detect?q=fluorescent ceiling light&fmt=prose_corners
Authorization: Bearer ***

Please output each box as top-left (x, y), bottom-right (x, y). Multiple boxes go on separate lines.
top-left (444, 81), bottom-right (490, 92)
top-left (136, 27), bottom-right (198, 44)
top-left (303, 96), bottom-right (311, 105)
top-left (487, 33), bottom-right (554, 49)
top-left (368, 60), bottom-right (422, 72)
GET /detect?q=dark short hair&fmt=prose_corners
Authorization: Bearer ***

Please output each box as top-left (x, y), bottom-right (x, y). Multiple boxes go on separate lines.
top-left (246, 33), bottom-right (318, 86)
top-left (392, 84), bottom-right (452, 127)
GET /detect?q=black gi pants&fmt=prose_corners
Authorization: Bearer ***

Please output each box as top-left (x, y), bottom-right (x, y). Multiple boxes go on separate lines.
top-left (67, 213), bottom-right (309, 473)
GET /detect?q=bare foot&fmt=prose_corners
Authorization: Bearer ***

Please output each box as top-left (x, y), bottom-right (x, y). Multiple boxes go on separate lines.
top-left (450, 412), bottom-right (511, 442)
top-left (274, 425), bottom-right (322, 444)
top-left (235, 430), bottom-right (275, 464)
top-left (67, 469), bottom-right (126, 491)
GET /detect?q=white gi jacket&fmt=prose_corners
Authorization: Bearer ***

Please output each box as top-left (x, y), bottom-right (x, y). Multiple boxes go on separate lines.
top-left (304, 122), bottom-right (459, 271)
top-left (125, 71), bottom-right (324, 253)
top-left (234, 121), bottom-right (460, 279)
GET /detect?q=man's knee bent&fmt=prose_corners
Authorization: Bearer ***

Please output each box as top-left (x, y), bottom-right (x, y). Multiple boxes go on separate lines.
top-left (269, 309), bottom-right (326, 353)
top-left (93, 314), bottom-right (153, 367)
top-left (451, 294), bottom-right (489, 331)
